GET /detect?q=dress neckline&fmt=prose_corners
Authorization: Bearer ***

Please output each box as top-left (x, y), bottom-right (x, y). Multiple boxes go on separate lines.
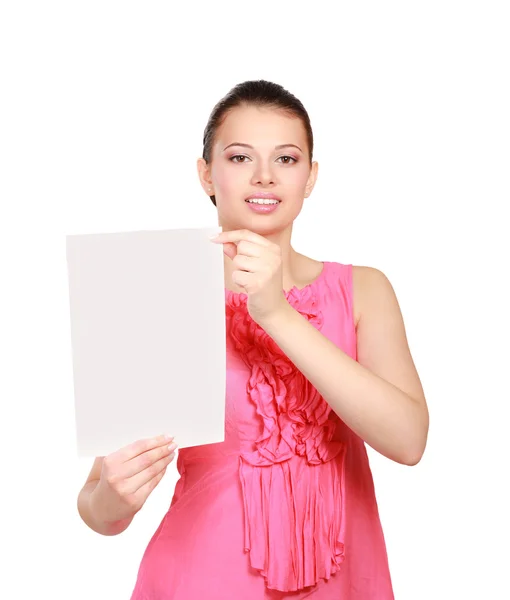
top-left (224, 261), bottom-right (329, 298)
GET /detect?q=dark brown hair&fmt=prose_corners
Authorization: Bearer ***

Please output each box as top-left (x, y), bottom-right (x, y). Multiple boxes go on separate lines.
top-left (202, 80), bottom-right (314, 206)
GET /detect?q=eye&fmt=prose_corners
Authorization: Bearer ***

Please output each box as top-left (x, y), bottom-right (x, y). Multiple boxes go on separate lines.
top-left (277, 156), bottom-right (297, 164)
top-left (230, 154), bottom-right (250, 163)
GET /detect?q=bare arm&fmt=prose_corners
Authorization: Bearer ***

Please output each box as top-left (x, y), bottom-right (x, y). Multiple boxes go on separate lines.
top-left (259, 267), bottom-right (429, 465)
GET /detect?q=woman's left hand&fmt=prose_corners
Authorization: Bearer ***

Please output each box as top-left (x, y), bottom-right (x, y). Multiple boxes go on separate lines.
top-left (210, 229), bottom-right (289, 325)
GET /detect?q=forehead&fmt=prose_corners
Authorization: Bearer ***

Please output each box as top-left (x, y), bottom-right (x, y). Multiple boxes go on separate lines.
top-left (214, 104), bottom-right (307, 148)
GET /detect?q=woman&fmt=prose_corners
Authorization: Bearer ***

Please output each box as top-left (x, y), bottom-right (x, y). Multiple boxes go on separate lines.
top-left (77, 80), bottom-right (429, 599)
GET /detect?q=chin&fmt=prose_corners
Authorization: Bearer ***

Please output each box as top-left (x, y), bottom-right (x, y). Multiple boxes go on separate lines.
top-left (246, 220), bottom-right (293, 237)
top-left (218, 204), bottom-right (298, 234)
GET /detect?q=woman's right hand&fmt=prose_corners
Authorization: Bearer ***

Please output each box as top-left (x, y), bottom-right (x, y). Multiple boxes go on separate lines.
top-left (90, 434), bottom-right (178, 524)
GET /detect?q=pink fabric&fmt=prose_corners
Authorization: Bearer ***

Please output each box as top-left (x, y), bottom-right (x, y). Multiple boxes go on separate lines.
top-left (130, 262), bottom-right (394, 599)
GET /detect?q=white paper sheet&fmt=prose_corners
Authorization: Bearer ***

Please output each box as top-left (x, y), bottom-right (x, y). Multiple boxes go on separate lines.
top-left (66, 226), bottom-right (225, 457)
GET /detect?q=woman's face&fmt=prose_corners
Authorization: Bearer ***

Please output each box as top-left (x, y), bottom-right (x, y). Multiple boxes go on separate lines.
top-left (198, 104), bottom-right (318, 235)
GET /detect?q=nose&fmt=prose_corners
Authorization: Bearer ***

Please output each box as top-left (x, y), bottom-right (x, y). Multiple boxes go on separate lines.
top-left (250, 161), bottom-right (276, 187)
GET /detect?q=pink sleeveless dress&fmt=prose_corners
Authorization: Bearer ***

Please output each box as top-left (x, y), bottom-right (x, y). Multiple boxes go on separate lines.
top-left (130, 261), bottom-right (394, 599)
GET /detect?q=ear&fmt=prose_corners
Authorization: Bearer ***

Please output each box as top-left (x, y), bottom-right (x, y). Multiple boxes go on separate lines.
top-left (304, 161), bottom-right (319, 198)
top-left (197, 158), bottom-right (215, 196)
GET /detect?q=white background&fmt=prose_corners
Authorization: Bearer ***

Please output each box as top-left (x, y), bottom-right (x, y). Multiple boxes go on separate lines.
top-left (1, 1), bottom-right (509, 598)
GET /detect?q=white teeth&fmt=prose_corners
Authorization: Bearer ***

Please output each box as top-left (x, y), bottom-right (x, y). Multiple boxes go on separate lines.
top-left (246, 198), bottom-right (279, 205)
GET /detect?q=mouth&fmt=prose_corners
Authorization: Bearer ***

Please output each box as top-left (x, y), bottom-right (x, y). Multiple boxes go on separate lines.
top-left (245, 194), bottom-right (281, 205)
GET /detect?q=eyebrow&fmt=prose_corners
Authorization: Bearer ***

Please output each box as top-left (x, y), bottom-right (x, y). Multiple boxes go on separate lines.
top-left (222, 142), bottom-right (303, 152)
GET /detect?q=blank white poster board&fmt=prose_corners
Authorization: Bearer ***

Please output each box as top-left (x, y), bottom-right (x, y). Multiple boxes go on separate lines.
top-left (66, 226), bottom-right (226, 457)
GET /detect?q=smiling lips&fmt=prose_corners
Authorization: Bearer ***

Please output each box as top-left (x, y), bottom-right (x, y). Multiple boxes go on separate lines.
top-left (245, 196), bottom-right (281, 213)
top-left (245, 192), bottom-right (281, 205)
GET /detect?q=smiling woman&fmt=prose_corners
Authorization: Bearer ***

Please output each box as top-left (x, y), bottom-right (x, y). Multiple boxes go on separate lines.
top-left (195, 89), bottom-right (319, 270)
top-left (78, 80), bottom-right (428, 600)
top-left (200, 80), bottom-right (315, 210)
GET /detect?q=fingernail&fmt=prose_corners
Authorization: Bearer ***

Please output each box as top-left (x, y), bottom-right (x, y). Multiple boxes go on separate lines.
top-left (209, 233), bottom-right (219, 240)
top-left (165, 434), bottom-right (174, 440)
top-left (168, 442), bottom-right (178, 451)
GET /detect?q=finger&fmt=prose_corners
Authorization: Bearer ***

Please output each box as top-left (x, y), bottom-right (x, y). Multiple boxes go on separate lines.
top-left (232, 254), bottom-right (260, 273)
top-left (211, 229), bottom-right (271, 247)
top-left (127, 450), bottom-right (176, 493)
top-left (224, 240), bottom-right (263, 262)
top-left (122, 441), bottom-right (177, 479)
top-left (236, 240), bottom-right (263, 258)
top-left (231, 269), bottom-right (251, 289)
top-left (117, 434), bottom-right (173, 463)
top-left (222, 242), bottom-right (237, 261)
top-left (133, 463), bottom-right (168, 502)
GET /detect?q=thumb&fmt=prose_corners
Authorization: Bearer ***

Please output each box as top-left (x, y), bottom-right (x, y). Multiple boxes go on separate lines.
top-left (222, 242), bottom-right (237, 261)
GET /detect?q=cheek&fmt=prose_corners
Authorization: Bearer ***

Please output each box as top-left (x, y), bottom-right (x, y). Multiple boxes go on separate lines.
top-left (285, 165), bottom-right (311, 190)
top-left (214, 164), bottom-right (244, 195)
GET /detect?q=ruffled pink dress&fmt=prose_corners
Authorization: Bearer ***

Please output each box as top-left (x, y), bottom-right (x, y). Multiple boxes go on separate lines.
top-left (130, 261), bottom-right (394, 599)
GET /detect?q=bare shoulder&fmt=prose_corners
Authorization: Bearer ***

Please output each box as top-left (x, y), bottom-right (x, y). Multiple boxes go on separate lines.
top-left (352, 264), bottom-right (427, 406)
top-left (352, 265), bottom-right (399, 328)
